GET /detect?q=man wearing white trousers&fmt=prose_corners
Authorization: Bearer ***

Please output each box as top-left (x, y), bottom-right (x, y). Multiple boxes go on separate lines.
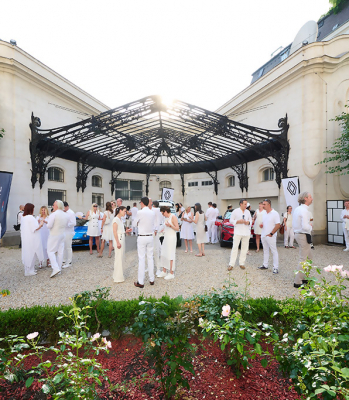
top-left (205, 202), bottom-right (216, 243)
top-left (258, 199), bottom-right (281, 274)
top-left (283, 206), bottom-right (295, 248)
top-left (62, 202), bottom-right (76, 268)
top-left (341, 200), bottom-right (349, 251)
top-left (227, 199), bottom-right (251, 271)
top-left (47, 200), bottom-right (69, 278)
top-left (134, 197), bottom-right (155, 288)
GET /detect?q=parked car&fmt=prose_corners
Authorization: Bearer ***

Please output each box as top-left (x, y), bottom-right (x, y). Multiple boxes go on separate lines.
top-left (72, 218), bottom-right (91, 247)
top-left (215, 209), bottom-right (257, 247)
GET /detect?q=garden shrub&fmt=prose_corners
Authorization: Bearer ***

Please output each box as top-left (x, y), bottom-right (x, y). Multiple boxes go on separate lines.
top-left (0, 294), bottom-right (182, 344)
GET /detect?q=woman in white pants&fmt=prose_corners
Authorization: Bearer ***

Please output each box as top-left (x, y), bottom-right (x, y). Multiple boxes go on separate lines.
top-left (283, 206), bottom-right (295, 248)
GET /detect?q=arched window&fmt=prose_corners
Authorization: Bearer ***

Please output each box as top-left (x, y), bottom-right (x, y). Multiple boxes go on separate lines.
top-left (48, 167), bottom-right (64, 182)
top-left (262, 168), bottom-right (274, 182)
top-left (92, 175), bottom-right (102, 188)
top-left (227, 176), bottom-right (235, 187)
top-left (159, 180), bottom-right (171, 190)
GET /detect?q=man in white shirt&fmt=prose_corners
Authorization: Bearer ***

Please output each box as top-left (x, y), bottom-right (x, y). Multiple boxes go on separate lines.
top-left (130, 202), bottom-right (138, 235)
top-left (227, 199), bottom-right (252, 271)
top-left (293, 192), bottom-right (313, 287)
top-left (62, 202), bottom-right (76, 268)
top-left (116, 198), bottom-right (126, 224)
top-left (205, 202), bottom-right (216, 243)
top-left (341, 200), bottom-right (349, 251)
top-left (47, 200), bottom-right (69, 278)
top-left (152, 200), bottom-right (164, 277)
top-left (135, 197), bottom-right (155, 288)
top-left (258, 199), bottom-right (281, 274)
top-left (17, 205), bottom-right (24, 248)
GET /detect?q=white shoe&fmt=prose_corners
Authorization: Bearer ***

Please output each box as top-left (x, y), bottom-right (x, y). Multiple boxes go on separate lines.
top-left (25, 272), bottom-right (37, 277)
top-left (157, 271), bottom-right (167, 278)
top-left (273, 268), bottom-right (279, 274)
top-left (164, 273), bottom-right (175, 280)
top-left (50, 269), bottom-right (60, 278)
top-left (344, 248), bottom-right (349, 252)
top-left (62, 263), bottom-right (72, 269)
top-left (156, 270), bottom-right (162, 277)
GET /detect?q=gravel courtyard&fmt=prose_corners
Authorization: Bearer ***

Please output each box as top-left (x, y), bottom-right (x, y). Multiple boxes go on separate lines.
top-left (1, 238), bottom-right (348, 311)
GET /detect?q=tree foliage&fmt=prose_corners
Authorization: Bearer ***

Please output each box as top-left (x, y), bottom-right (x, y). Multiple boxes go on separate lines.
top-left (0, 128), bottom-right (4, 139)
top-left (318, 104), bottom-right (349, 174)
top-left (329, 0), bottom-right (349, 14)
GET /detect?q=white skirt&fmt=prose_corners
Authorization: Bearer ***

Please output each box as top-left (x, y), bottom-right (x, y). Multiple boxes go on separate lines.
top-left (102, 222), bottom-right (114, 241)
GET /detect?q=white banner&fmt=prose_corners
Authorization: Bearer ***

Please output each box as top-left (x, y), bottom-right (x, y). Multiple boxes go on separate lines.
top-left (161, 187), bottom-right (174, 202)
top-left (282, 177), bottom-right (300, 214)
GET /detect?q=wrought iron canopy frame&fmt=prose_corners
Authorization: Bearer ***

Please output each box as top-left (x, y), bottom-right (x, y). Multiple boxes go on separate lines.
top-left (29, 95), bottom-right (289, 189)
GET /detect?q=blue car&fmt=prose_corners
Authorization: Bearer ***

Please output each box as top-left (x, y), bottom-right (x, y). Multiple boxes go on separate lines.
top-left (72, 218), bottom-right (91, 247)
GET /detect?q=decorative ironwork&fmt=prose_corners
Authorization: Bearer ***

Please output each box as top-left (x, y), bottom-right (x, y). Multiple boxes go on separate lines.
top-left (29, 113), bottom-right (56, 189)
top-left (110, 170), bottom-right (122, 196)
top-left (206, 170), bottom-right (219, 195)
top-left (145, 174), bottom-right (150, 196)
top-left (180, 174), bottom-right (185, 197)
top-left (29, 96), bottom-right (290, 176)
top-left (76, 161), bottom-right (95, 193)
top-left (231, 163), bottom-right (248, 193)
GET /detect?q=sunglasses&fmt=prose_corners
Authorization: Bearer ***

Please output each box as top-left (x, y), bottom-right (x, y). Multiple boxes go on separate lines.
top-left (93, 205), bottom-right (98, 207)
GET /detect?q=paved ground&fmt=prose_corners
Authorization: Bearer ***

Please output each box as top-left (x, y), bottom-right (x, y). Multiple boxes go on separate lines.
top-left (1, 238), bottom-right (348, 310)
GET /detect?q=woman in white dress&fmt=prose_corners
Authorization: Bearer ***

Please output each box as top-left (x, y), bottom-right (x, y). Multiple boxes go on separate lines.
top-left (79, 203), bottom-right (101, 254)
top-left (36, 206), bottom-right (50, 267)
top-left (158, 206), bottom-right (179, 280)
top-left (21, 203), bottom-right (44, 276)
top-left (194, 203), bottom-right (208, 257)
top-left (98, 202), bottom-right (114, 258)
top-left (252, 202), bottom-right (265, 252)
top-left (180, 206), bottom-right (194, 253)
top-left (283, 205), bottom-right (295, 248)
top-left (113, 206), bottom-right (132, 283)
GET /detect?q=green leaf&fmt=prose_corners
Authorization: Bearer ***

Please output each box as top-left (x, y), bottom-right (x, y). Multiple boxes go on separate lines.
top-left (315, 388), bottom-right (326, 394)
top-left (255, 343), bottom-right (262, 355)
top-left (25, 376), bottom-right (34, 388)
top-left (261, 359), bottom-right (268, 368)
top-left (237, 343), bottom-right (243, 354)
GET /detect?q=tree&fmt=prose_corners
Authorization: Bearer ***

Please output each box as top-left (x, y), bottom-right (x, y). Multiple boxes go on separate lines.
top-left (318, 104), bottom-right (349, 174)
top-left (329, 0), bottom-right (349, 14)
top-left (0, 128), bottom-right (4, 139)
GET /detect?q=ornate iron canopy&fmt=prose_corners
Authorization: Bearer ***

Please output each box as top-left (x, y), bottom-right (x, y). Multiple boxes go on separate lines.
top-left (29, 95), bottom-right (289, 191)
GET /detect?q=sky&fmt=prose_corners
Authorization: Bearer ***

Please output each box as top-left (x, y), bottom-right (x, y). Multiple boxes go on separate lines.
top-left (1, 0), bottom-right (331, 111)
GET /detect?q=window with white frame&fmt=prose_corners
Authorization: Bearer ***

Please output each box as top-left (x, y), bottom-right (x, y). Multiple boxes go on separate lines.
top-left (48, 189), bottom-right (66, 207)
top-left (202, 180), bottom-right (213, 186)
top-left (159, 180), bottom-right (171, 190)
top-left (262, 168), bottom-right (274, 182)
top-left (48, 167), bottom-right (64, 182)
top-left (92, 175), bottom-right (102, 187)
top-left (92, 193), bottom-right (104, 208)
top-left (115, 180), bottom-right (143, 200)
top-left (188, 182), bottom-right (198, 187)
top-left (227, 176), bottom-right (235, 187)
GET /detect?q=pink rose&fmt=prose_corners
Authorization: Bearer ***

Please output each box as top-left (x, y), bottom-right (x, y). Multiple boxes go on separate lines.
top-left (324, 266), bottom-right (332, 272)
top-left (91, 333), bottom-right (101, 341)
top-left (27, 332), bottom-right (39, 340)
top-left (340, 270), bottom-right (349, 278)
top-left (222, 304), bottom-right (231, 317)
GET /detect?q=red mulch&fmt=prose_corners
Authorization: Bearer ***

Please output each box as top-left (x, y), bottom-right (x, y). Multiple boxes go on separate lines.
top-left (0, 335), bottom-right (301, 400)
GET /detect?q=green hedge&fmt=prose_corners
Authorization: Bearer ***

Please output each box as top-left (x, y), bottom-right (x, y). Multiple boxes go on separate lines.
top-left (0, 295), bottom-right (182, 343)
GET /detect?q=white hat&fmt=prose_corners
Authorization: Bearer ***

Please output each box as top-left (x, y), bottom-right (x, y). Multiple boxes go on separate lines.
top-left (247, 203), bottom-right (251, 208)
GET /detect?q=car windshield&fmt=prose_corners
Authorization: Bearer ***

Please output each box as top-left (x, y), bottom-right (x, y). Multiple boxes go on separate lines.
top-left (76, 218), bottom-right (88, 227)
top-left (224, 211), bottom-right (232, 220)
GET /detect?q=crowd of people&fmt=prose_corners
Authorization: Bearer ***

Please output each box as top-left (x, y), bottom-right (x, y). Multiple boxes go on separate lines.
top-left (16, 192), bottom-right (348, 289)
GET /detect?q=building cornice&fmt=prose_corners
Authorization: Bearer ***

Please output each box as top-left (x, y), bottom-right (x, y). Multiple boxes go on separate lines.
top-left (216, 34), bottom-right (349, 116)
top-left (0, 41), bottom-right (110, 116)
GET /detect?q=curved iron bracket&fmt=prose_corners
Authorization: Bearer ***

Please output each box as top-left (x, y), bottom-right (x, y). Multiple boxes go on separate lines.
top-left (231, 163), bottom-right (248, 193)
top-left (206, 170), bottom-right (219, 195)
top-left (180, 174), bottom-right (185, 197)
top-left (76, 160), bottom-right (95, 193)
